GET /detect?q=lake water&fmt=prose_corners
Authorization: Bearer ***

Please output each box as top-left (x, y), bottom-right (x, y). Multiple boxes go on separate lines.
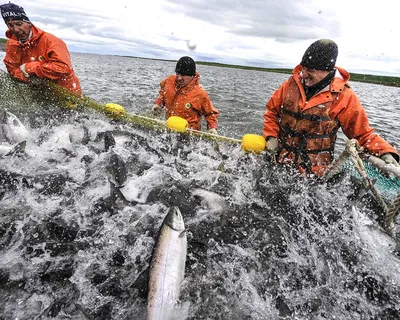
top-left (1, 51), bottom-right (400, 320)
top-left (71, 52), bottom-right (400, 151)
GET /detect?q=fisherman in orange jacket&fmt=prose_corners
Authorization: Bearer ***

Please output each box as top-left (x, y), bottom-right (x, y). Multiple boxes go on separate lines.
top-left (263, 39), bottom-right (399, 177)
top-left (0, 2), bottom-right (82, 95)
top-left (152, 56), bottom-right (219, 133)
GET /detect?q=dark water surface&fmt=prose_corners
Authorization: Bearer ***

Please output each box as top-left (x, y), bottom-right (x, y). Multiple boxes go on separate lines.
top-left (0, 52), bottom-right (400, 320)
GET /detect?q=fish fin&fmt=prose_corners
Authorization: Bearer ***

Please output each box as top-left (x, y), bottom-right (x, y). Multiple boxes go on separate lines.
top-left (5, 140), bottom-right (26, 156)
top-left (108, 152), bottom-right (127, 187)
top-left (81, 125), bottom-right (91, 145)
top-left (179, 230), bottom-right (187, 238)
top-left (104, 131), bottom-right (116, 151)
top-left (109, 179), bottom-right (137, 206)
top-left (134, 267), bottom-right (150, 299)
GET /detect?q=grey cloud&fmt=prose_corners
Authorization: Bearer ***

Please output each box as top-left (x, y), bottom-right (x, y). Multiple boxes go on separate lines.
top-left (164, 0), bottom-right (341, 42)
top-left (27, 6), bottom-right (187, 52)
top-left (27, 1), bottom-right (340, 47)
top-left (2, 1), bottom-right (395, 75)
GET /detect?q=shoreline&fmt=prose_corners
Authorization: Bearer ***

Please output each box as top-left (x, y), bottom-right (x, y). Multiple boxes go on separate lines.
top-left (197, 61), bottom-right (400, 87)
top-left (0, 38), bottom-right (398, 87)
top-left (118, 56), bottom-right (400, 88)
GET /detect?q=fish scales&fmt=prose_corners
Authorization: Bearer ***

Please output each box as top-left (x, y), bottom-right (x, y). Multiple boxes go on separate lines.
top-left (147, 207), bottom-right (187, 320)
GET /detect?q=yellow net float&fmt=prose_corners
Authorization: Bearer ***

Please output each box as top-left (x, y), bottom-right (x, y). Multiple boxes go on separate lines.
top-left (104, 103), bottom-right (126, 118)
top-left (241, 134), bottom-right (266, 153)
top-left (166, 116), bottom-right (189, 132)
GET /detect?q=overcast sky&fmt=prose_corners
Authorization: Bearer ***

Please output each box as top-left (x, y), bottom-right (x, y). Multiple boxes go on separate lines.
top-left (1, 0), bottom-right (399, 76)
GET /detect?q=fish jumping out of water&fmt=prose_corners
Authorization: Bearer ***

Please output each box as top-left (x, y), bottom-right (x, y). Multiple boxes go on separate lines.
top-left (0, 110), bottom-right (31, 144)
top-left (147, 206), bottom-right (187, 320)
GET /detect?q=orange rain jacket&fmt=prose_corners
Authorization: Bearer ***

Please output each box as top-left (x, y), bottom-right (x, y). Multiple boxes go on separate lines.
top-left (154, 73), bottom-right (219, 131)
top-left (263, 64), bottom-right (399, 176)
top-left (3, 24), bottom-right (82, 95)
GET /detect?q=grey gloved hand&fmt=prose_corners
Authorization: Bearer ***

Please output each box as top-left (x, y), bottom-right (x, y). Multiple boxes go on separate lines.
top-left (380, 153), bottom-right (400, 167)
top-left (207, 128), bottom-right (217, 135)
top-left (266, 137), bottom-right (278, 151)
top-left (265, 136), bottom-right (278, 163)
top-left (152, 104), bottom-right (162, 116)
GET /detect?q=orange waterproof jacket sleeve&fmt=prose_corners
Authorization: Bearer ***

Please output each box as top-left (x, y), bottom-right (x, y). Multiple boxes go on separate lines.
top-left (334, 88), bottom-right (398, 158)
top-left (263, 65), bottom-right (398, 159)
top-left (3, 39), bottom-right (28, 82)
top-left (196, 90), bottom-right (219, 130)
top-left (3, 24), bottom-right (81, 94)
top-left (154, 77), bottom-right (167, 107)
top-left (263, 79), bottom-right (289, 139)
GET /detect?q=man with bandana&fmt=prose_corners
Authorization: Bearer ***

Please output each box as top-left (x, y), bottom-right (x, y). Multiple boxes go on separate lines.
top-left (0, 2), bottom-right (81, 95)
top-left (263, 39), bottom-right (399, 177)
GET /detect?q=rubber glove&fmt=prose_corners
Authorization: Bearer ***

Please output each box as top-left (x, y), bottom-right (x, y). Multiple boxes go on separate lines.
top-left (266, 137), bottom-right (278, 152)
top-left (265, 137), bottom-right (278, 163)
top-left (152, 104), bottom-right (162, 116)
top-left (20, 64), bottom-right (29, 78)
top-left (207, 128), bottom-right (218, 135)
top-left (380, 153), bottom-right (400, 167)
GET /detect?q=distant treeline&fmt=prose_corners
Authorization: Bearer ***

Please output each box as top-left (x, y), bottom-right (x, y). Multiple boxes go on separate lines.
top-left (0, 37), bottom-right (398, 87)
top-left (198, 61), bottom-right (400, 87)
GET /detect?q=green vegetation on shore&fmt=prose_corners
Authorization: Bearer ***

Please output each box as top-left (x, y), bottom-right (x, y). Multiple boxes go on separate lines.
top-left (124, 56), bottom-right (400, 88)
top-left (198, 61), bottom-right (400, 87)
top-left (1, 37), bottom-right (398, 87)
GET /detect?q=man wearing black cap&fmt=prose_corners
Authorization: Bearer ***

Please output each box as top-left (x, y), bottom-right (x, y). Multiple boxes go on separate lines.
top-left (263, 38), bottom-right (399, 177)
top-left (0, 2), bottom-right (81, 95)
top-left (152, 56), bottom-right (219, 133)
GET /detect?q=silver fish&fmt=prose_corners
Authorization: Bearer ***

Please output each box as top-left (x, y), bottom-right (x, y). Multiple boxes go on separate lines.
top-left (147, 206), bottom-right (187, 320)
top-left (1, 110), bottom-right (31, 143)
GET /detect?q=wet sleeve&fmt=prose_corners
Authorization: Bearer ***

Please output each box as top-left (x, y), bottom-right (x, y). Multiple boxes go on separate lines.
top-left (200, 92), bottom-right (219, 130)
top-left (338, 92), bottom-right (399, 159)
top-left (154, 78), bottom-right (167, 106)
top-left (204, 98), bottom-right (219, 130)
top-left (263, 83), bottom-right (286, 139)
top-left (23, 34), bottom-right (74, 80)
top-left (3, 43), bottom-right (29, 82)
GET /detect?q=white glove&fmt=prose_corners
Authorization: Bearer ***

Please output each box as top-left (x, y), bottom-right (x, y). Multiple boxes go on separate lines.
top-left (152, 104), bottom-right (162, 116)
top-left (266, 137), bottom-right (278, 152)
top-left (265, 137), bottom-right (278, 163)
top-left (381, 153), bottom-right (400, 167)
top-left (20, 64), bottom-right (30, 78)
top-left (207, 128), bottom-right (217, 135)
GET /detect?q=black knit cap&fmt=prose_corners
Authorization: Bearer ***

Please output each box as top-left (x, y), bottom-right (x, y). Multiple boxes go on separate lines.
top-left (0, 2), bottom-right (30, 23)
top-left (175, 56), bottom-right (196, 76)
top-left (300, 39), bottom-right (338, 70)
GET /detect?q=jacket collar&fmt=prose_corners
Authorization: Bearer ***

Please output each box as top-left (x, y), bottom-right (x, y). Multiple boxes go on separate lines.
top-left (292, 64), bottom-right (350, 94)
